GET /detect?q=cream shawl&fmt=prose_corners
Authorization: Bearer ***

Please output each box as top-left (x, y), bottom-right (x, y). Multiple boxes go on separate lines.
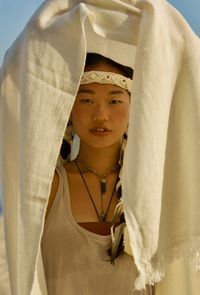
top-left (0, 0), bottom-right (200, 294)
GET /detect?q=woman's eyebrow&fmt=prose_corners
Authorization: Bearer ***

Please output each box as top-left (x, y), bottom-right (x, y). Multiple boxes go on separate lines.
top-left (109, 90), bottom-right (126, 95)
top-left (78, 88), bottom-right (95, 94)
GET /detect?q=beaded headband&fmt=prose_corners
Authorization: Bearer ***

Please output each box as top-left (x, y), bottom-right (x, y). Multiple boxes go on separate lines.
top-left (80, 71), bottom-right (133, 92)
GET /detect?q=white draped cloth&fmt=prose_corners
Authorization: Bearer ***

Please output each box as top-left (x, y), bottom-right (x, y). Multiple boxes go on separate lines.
top-left (0, 0), bottom-right (200, 294)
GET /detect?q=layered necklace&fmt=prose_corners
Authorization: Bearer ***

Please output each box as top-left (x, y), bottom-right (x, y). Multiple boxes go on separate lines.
top-left (75, 159), bottom-right (120, 222)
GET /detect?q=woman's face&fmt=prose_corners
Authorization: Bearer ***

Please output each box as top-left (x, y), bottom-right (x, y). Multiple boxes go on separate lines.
top-left (70, 63), bottom-right (130, 150)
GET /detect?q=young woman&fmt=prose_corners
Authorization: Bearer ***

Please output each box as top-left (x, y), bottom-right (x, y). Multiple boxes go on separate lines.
top-left (41, 53), bottom-right (153, 294)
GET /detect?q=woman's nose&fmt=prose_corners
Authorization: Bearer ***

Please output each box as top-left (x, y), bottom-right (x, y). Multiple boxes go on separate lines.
top-left (92, 103), bottom-right (109, 121)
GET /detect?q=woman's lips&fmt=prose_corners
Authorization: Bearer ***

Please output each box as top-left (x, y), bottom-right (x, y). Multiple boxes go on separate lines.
top-left (90, 127), bottom-right (111, 136)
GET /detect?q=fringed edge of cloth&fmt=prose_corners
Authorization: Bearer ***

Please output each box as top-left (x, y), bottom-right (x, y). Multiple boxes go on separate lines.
top-left (133, 240), bottom-right (200, 290)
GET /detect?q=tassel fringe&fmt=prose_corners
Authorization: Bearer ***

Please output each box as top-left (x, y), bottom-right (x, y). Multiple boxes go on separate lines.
top-left (133, 243), bottom-right (200, 290)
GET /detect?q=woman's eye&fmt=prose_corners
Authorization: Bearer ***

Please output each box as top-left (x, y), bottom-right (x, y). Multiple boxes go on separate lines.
top-left (110, 99), bottom-right (122, 105)
top-left (79, 98), bottom-right (93, 104)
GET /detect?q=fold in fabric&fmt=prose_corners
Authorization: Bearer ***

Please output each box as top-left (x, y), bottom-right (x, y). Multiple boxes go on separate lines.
top-left (0, 0), bottom-right (200, 294)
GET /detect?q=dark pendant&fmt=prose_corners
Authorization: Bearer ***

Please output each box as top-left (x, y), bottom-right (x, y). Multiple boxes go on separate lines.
top-left (100, 212), bottom-right (106, 222)
top-left (101, 178), bottom-right (106, 194)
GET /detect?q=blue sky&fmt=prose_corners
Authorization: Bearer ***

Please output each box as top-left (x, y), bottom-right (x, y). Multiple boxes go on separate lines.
top-left (0, 0), bottom-right (200, 66)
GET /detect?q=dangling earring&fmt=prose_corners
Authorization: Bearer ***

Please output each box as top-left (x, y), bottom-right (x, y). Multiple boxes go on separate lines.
top-left (59, 121), bottom-right (73, 163)
top-left (70, 134), bottom-right (80, 161)
top-left (64, 120), bottom-right (80, 161)
top-left (63, 120), bottom-right (73, 144)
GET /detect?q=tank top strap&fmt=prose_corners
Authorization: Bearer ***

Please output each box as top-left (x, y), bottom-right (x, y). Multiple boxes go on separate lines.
top-left (52, 164), bottom-right (71, 207)
top-left (55, 164), bottom-right (74, 222)
top-left (56, 164), bottom-right (68, 181)
top-left (43, 165), bottom-right (67, 235)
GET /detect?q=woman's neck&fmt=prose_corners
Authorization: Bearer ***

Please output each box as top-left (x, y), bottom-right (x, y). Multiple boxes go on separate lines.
top-left (77, 142), bottom-right (121, 175)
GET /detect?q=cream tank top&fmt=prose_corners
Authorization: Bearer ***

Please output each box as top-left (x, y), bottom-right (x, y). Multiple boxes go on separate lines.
top-left (41, 165), bottom-right (151, 295)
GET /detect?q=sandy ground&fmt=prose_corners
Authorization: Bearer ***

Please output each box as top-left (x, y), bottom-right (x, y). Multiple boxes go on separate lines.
top-left (0, 216), bottom-right (11, 294)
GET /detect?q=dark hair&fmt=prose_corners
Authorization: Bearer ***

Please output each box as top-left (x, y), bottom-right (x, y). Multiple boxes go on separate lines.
top-left (85, 53), bottom-right (133, 79)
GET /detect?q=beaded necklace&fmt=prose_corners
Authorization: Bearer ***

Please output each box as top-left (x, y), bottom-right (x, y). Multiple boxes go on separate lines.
top-left (76, 158), bottom-right (119, 193)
